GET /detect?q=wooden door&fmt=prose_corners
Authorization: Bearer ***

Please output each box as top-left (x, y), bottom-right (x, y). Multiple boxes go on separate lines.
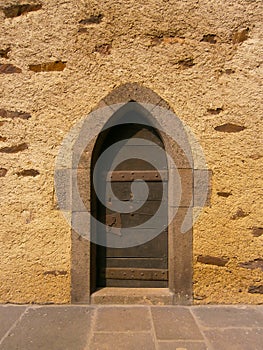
top-left (93, 122), bottom-right (168, 288)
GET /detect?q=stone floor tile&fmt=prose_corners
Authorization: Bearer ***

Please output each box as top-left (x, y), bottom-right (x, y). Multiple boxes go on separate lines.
top-left (0, 306), bottom-right (94, 350)
top-left (151, 307), bottom-right (203, 340)
top-left (89, 332), bottom-right (155, 350)
top-left (0, 305), bottom-right (27, 340)
top-left (204, 328), bottom-right (263, 350)
top-left (192, 306), bottom-right (263, 328)
top-left (94, 306), bottom-right (151, 332)
top-left (157, 341), bottom-right (208, 350)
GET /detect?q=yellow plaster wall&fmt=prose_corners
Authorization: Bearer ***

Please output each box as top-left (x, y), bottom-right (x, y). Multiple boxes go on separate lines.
top-left (0, 0), bottom-right (262, 303)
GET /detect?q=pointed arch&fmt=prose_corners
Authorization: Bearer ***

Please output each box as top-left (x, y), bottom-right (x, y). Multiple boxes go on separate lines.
top-left (70, 83), bottom-right (193, 304)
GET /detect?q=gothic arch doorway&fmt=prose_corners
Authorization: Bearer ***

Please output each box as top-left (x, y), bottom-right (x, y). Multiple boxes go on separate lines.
top-left (91, 104), bottom-right (168, 289)
top-left (69, 83), bottom-right (195, 305)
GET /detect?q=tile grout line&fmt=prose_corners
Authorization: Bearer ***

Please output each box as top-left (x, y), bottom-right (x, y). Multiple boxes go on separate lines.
top-left (189, 307), bottom-right (215, 350)
top-left (0, 306), bottom-right (30, 347)
top-left (148, 306), bottom-right (159, 350)
top-left (92, 330), bottom-right (154, 334)
top-left (158, 339), bottom-right (209, 343)
top-left (191, 325), bottom-right (263, 331)
top-left (84, 306), bottom-right (98, 350)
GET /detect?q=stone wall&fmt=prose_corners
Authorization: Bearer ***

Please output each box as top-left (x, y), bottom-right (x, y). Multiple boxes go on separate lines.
top-left (0, 0), bottom-right (262, 304)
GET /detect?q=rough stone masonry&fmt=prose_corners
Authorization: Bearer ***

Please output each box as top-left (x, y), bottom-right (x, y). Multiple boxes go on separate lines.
top-left (0, 0), bottom-right (262, 304)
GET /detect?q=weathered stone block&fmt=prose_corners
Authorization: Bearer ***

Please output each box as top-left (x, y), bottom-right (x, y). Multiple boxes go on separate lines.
top-left (94, 43), bottom-right (112, 55)
top-left (0, 306), bottom-right (94, 350)
top-left (0, 64), bottom-right (21, 74)
top-left (177, 57), bottom-right (195, 69)
top-left (214, 123), bottom-right (246, 132)
top-left (0, 135), bottom-right (7, 142)
top-left (201, 34), bottom-right (217, 43)
top-left (192, 306), bottom-right (263, 327)
top-left (248, 285), bottom-right (263, 294)
top-left (197, 255), bottom-right (229, 267)
top-left (217, 191), bottom-right (232, 197)
top-left (151, 307), bottom-right (203, 340)
top-left (0, 143), bottom-right (28, 153)
top-left (94, 307), bottom-right (152, 331)
top-left (233, 28), bottom-right (249, 44)
top-left (251, 227), bottom-right (263, 237)
top-left (103, 83), bottom-right (162, 107)
top-left (0, 109), bottom-right (31, 119)
top-left (79, 14), bottom-right (103, 24)
top-left (231, 208), bottom-right (249, 220)
top-left (2, 3), bottom-right (42, 18)
top-left (29, 61), bottom-right (66, 72)
top-left (16, 169), bottom-right (39, 177)
top-left (0, 48), bottom-right (10, 58)
top-left (0, 167), bottom-right (7, 177)
top-left (239, 258), bottom-right (263, 271)
top-left (54, 168), bottom-right (72, 211)
top-left (207, 107), bottom-right (223, 115)
top-left (194, 169), bottom-right (212, 207)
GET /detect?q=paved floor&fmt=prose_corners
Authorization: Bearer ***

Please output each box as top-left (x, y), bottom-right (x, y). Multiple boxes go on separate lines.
top-left (0, 305), bottom-right (262, 350)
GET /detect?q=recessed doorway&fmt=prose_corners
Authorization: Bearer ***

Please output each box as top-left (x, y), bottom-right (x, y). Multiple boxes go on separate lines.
top-left (91, 108), bottom-right (168, 290)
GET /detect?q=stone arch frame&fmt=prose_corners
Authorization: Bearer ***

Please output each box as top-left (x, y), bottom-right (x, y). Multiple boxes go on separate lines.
top-left (71, 83), bottom-right (194, 305)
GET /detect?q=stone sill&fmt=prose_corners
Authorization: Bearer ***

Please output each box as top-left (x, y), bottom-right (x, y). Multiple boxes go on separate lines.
top-left (91, 288), bottom-right (174, 305)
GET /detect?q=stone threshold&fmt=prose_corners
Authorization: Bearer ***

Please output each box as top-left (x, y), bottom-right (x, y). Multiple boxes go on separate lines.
top-left (91, 287), bottom-right (174, 305)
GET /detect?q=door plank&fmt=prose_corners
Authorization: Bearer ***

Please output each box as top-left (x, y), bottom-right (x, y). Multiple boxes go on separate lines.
top-left (108, 182), bottom-right (167, 201)
top-left (106, 257), bottom-right (167, 269)
top-left (101, 268), bottom-right (168, 280)
top-left (104, 279), bottom-right (168, 288)
top-left (106, 229), bottom-right (168, 259)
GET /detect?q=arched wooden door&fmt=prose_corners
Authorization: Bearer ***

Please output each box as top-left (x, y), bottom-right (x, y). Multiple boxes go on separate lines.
top-left (91, 114), bottom-right (168, 289)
